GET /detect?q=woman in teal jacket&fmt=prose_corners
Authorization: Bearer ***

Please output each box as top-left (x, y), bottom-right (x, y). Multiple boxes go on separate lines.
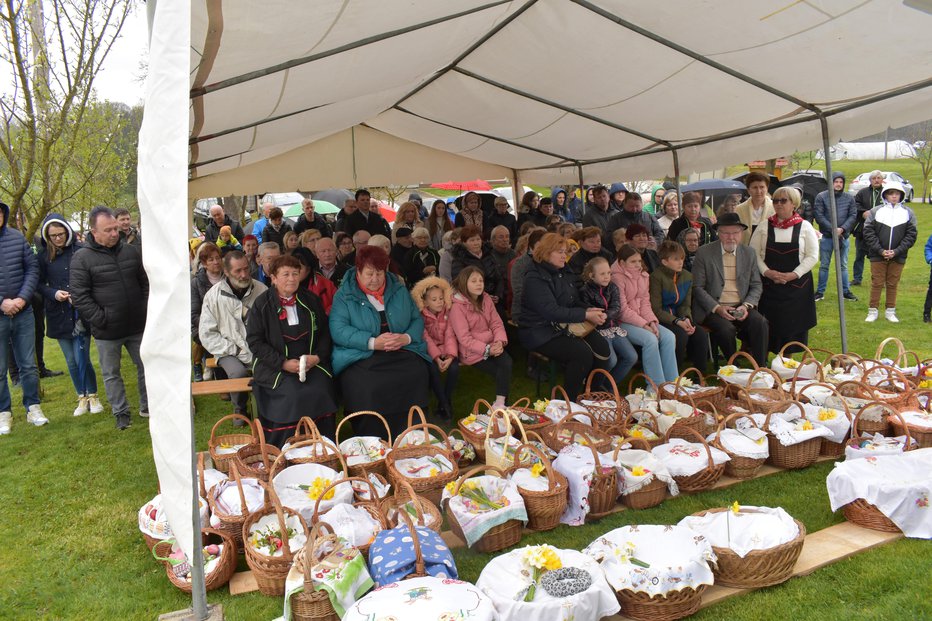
top-left (330, 245), bottom-right (430, 439)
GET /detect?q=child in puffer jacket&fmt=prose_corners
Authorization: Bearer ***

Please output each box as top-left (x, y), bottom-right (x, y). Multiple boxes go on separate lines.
top-left (578, 256), bottom-right (637, 387)
top-left (862, 181), bottom-right (917, 323)
top-left (411, 276), bottom-right (458, 420)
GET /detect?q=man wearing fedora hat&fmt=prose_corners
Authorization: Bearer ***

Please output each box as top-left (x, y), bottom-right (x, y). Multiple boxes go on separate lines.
top-left (690, 212), bottom-right (768, 366)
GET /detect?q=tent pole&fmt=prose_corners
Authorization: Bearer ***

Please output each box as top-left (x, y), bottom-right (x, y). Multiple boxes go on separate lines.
top-left (188, 403), bottom-right (208, 620)
top-left (511, 168), bottom-right (521, 213)
top-left (672, 148), bottom-right (681, 203)
top-left (577, 164), bottom-right (585, 221)
top-left (818, 114), bottom-right (848, 353)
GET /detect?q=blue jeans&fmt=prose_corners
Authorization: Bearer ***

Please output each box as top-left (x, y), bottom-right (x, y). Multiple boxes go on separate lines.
top-left (817, 236), bottom-right (850, 295)
top-left (605, 334), bottom-right (638, 386)
top-left (0, 310), bottom-right (40, 412)
top-left (852, 235), bottom-right (868, 283)
top-left (58, 335), bottom-right (98, 396)
top-left (621, 323), bottom-right (679, 386)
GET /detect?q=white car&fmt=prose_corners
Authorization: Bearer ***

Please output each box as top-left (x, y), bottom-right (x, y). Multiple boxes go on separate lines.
top-left (848, 171), bottom-right (914, 201)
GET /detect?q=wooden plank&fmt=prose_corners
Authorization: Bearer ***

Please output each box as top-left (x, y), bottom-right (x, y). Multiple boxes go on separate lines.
top-left (228, 570), bottom-right (258, 595)
top-left (205, 357), bottom-right (218, 369)
top-left (192, 378), bottom-right (252, 396)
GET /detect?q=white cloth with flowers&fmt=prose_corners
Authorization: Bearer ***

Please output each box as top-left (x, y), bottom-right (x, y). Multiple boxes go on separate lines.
top-left (442, 475), bottom-right (526, 547)
top-left (543, 400), bottom-right (592, 425)
top-left (351, 473), bottom-right (390, 501)
top-left (678, 506), bottom-right (800, 558)
top-left (273, 463), bottom-right (352, 524)
top-left (476, 547), bottom-right (619, 621)
top-left (609, 448), bottom-right (678, 496)
top-left (246, 512), bottom-right (307, 556)
top-left (798, 403), bottom-right (851, 444)
top-left (318, 503), bottom-right (382, 548)
top-left (140, 494), bottom-right (210, 540)
top-left (651, 439), bottom-right (730, 477)
top-left (393, 454), bottom-right (454, 479)
top-left (281, 439), bottom-right (339, 461)
top-left (511, 467), bottom-right (554, 493)
top-left (650, 399), bottom-right (701, 436)
top-left (750, 411), bottom-right (833, 447)
top-left (211, 477), bottom-right (265, 516)
top-left (339, 436), bottom-right (390, 467)
top-left (707, 425), bottom-right (769, 460)
top-left (717, 366), bottom-right (775, 388)
top-left (827, 448), bottom-right (932, 538)
top-left (771, 356), bottom-right (821, 380)
top-left (552, 444), bottom-right (616, 526)
top-left (844, 433), bottom-right (914, 460)
top-left (583, 525), bottom-right (716, 597)
top-left (342, 576), bottom-right (497, 621)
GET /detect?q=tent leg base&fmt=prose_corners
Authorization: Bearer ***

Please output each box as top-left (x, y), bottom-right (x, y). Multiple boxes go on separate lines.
top-left (158, 604), bottom-right (224, 621)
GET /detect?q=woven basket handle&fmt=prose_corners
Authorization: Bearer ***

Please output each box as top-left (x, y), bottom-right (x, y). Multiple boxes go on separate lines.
top-left (744, 367), bottom-right (784, 395)
top-left (389, 479), bottom-right (426, 525)
top-left (503, 408), bottom-right (530, 445)
top-left (312, 476), bottom-right (373, 522)
top-left (251, 419), bottom-right (273, 474)
top-left (336, 410), bottom-right (393, 446)
top-left (261, 480), bottom-right (297, 563)
top-left (718, 411), bottom-right (761, 443)
top-left (510, 397), bottom-right (531, 409)
top-left (302, 521), bottom-right (337, 588)
top-left (511, 443), bottom-right (556, 492)
top-left (209, 413), bottom-right (256, 444)
top-left (727, 350), bottom-right (759, 369)
top-left (485, 407), bottom-right (515, 446)
top-left (665, 425), bottom-right (714, 470)
top-left (197, 452), bottom-right (207, 499)
top-left (396, 508), bottom-right (426, 577)
top-left (627, 372), bottom-right (659, 396)
top-left (615, 436), bottom-right (652, 456)
top-left (452, 464), bottom-right (505, 496)
top-left (875, 337), bottom-right (906, 363)
top-left (549, 384), bottom-right (574, 421)
top-left (585, 368), bottom-right (622, 402)
top-left (294, 416), bottom-right (323, 440)
top-left (227, 462), bottom-right (249, 515)
top-left (624, 408), bottom-right (660, 437)
top-left (778, 340), bottom-right (817, 363)
top-left (394, 421), bottom-right (454, 456)
top-left (471, 398), bottom-right (494, 417)
top-left (407, 405), bottom-right (429, 429)
top-left (673, 367), bottom-right (708, 395)
top-left (798, 383), bottom-right (852, 422)
top-left (785, 355), bottom-right (825, 390)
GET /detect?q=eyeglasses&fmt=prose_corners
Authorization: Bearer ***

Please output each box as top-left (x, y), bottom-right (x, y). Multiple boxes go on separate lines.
top-left (772, 198), bottom-right (792, 204)
top-left (48, 232), bottom-right (68, 239)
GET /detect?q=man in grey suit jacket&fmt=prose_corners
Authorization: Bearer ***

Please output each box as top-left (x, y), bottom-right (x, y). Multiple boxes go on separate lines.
top-left (691, 213), bottom-right (769, 366)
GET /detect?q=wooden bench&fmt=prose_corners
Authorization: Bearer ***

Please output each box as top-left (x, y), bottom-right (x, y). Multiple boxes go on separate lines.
top-left (191, 377), bottom-right (252, 397)
top-left (205, 357), bottom-right (219, 369)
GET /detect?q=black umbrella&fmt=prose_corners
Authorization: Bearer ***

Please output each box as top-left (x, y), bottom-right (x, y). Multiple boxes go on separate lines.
top-left (312, 188), bottom-right (354, 208)
top-left (780, 173), bottom-right (828, 207)
top-left (681, 178), bottom-right (747, 193)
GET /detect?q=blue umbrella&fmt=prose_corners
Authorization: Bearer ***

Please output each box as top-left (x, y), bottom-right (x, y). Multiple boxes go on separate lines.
top-left (680, 178), bottom-right (747, 193)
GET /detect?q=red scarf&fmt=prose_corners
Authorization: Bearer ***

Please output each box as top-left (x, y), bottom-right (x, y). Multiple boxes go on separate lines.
top-left (689, 220), bottom-right (703, 230)
top-left (768, 213), bottom-right (803, 229)
top-left (356, 274), bottom-right (386, 304)
top-left (277, 294), bottom-right (296, 321)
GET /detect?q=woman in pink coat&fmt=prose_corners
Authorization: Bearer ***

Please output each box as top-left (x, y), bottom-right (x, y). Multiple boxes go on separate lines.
top-left (411, 276), bottom-right (458, 420)
top-left (449, 266), bottom-right (511, 408)
top-left (611, 245), bottom-right (679, 385)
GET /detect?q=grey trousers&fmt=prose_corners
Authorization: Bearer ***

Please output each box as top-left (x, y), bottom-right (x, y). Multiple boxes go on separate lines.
top-left (96, 332), bottom-right (148, 417)
top-left (217, 355), bottom-right (251, 415)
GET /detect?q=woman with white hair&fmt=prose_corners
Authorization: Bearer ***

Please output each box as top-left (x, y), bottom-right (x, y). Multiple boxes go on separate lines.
top-left (749, 186), bottom-right (818, 353)
top-left (404, 227), bottom-right (441, 286)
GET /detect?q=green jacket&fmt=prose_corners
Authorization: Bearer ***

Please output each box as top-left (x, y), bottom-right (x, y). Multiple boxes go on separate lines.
top-left (649, 264), bottom-right (693, 325)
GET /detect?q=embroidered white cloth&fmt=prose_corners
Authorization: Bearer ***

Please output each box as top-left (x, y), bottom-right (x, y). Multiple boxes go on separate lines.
top-left (678, 506), bottom-right (800, 558)
top-left (707, 426), bottom-right (769, 460)
top-left (273, 463), bottom-right (352, 524)
top-left (827, 449), bottom-right (932, 538)
top-left (476, 548), bottom-right (620, 621)
top-left (750, 412), bottom-right (832, 447)
top-left (543, 400), bottom-right (592, 425)
top-left (393, 454), bottom-right (455, 479)
top-left (339, 436), bottom-right (390, 466)
top-left (246, 512), bottom-right (307, 557)
top-left (552, 444), bottom-right (616, 526)
top-left (899, 409), bottom-right (932, 430)
top-left (797, 403), bottom-right (851, 444)
top-left (318, 503), bottom-right (382, 548)
top-left (584, 525), bottom-right (716, 597)
top-left (282, 440), bottom-right (338, 461)
top-left (717, 366), bottom-right (775, 388)
top-left (781, 379), bottom-right (829, 400)
top-left (342, 576), bottom-right (497, 621)
top-left (510, 467), bottom-right (552, 493)
top-left (139, 494), bottom-right (209, 540)
top-left (652, 439), bottom-right (730, 477)
top-left (609, 448), bottom-right (678, 496)
top-left (771, 357), bottom-right (821, 380)
top-left (199, 467), bottom-right (227, 492)
top-left (442, 475), bottom-right (526, 547)
top-left (351, 473), bottom-right (390, 501)
top-left (212, 442), bottom-right (248, 455)
top-left (844, 433), bottom-right (914, 460)
top-left (212, 477), bottom-right (265, 515)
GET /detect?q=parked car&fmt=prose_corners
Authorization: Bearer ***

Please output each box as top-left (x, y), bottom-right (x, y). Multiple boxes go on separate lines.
top-left (849, 171), bottom-right (914, 201)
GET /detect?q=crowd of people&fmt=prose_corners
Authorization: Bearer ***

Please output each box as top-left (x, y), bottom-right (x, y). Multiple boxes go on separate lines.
top-left (0, 171), bottom-right (922, 441)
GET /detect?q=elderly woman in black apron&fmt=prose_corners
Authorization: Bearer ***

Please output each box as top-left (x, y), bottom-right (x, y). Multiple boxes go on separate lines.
top-left (749, 186), bottom-right (819, 354)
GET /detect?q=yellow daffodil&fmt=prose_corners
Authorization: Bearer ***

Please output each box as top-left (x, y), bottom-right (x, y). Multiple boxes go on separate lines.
top-left (731, 501), bottom-right (740, 514)
top-left (719, 366), bottom-right (736, 377)
top-left (629, 428), bottom-right (644, 438)
top-left (428, 467), bottom-right (439, 477)
top-left (462, 414), bottom-right (477, 425)
top-left (801, 420), bottom-right (814, 431)
top-left (923, 367), bottom-right (932, 378)
top-left (919, 379), bottom-right (932, 389)
top-left (631, 466), bottom-right (646, 477)
top-left (445, 481), bottom-right (456, 495)
top-left (818, 408), bottom-right (837, 421)
top-left (530, 462), bottom-right (545, 478)
top-left (783, 359), bottom-right (800, 369)
top-left (533, 399), bottom-right (550, 413)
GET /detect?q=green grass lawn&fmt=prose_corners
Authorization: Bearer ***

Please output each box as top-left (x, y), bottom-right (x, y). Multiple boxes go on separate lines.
top-left (1, 201), bottom-right (930, 620)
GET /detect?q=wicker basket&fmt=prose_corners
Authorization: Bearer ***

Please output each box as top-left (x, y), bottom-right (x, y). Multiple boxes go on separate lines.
top-left (627, 371), bottom-right (659, 396)
top-left (842, 498), bottom-right (902, 533)
top-left (796, 383), bottom-right (853, 457)
top-left (234, 420), bottom-right (281, 483)
top-left (615, 437), bottom-right (667, 510)
top-left (711, 413), bottom-right (767, 480)
top-left (764, 402), bottom-right (822, 470)
top-left (335, 411), bottom-right (392, 478)
top-left (283, 417), bottom-right (342, 471)
top-left (580, 442), bottom-right (618, 519)
top-left (485, 408), bottom-right (532, 470)
top-left (380, 479), bottom-right (443, 533)
top-left (616, 585), bottom-right (707, 621)
top-left (657, 394), bottom-right (707, 437)
top-left (457, 399), bottom-right (502, 462)
top-left (863, 363), bottom-right (922, 413)
top-left (506, 443), bottom-right (568, 531)
top-left (658, 367), bottom-right (725, 411)
top-left (540, 386), bottom-right (612, 453)
top-left (577, 368), bottom-right (630, 431)
top-left (386, 417), bottom-right (459, 507)
top-left (446, 465), bottom-right (524, 553)
top-left (208, 414), bottom-right (256, 474)
top-left (289, 522), bottom-right (342, 621)
top-left (664, 426), bottom-right (725, 493)
top-left (506, 397), bottom-right (556, 436)
top-left (622, 409), bottom-right (664, 448)
top-left (152, 528), bottom-right (238, 593)
top-left (889, 390), bottom-right (932, 448)
top-left (690, 507), bottom-right (806, 588)
top-left (311, 477), bottom-right (387, 560)
top-left (242, 482), bottom-right (308, 596)
top-left (849, 404), bottom-right (914, 453)
top-left (726, 361), bottom-right (787, 416)
top-left (445, 428), bottom-right (477, 470)
top-left (205, 461), bottom-right (258, 551)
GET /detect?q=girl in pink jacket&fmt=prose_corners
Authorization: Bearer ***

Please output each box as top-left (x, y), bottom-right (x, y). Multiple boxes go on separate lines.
top-left (611, 245), bottom-right (679, 385)
top-left (450, 266), bottom-right (511, 409)
top-left (411, 276), bottom-right (458, 420)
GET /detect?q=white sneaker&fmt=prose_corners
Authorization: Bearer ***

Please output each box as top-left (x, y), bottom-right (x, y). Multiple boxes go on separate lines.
top-left (139, 410), bottom-right (150, 419)
top-left (26, 404), bottom-right (49, 426)
top-left (865, 308), bottom-right (879, 322)
top-left (0, 411), bottom-right (10, 435)
top-left (73, 396), bottom-right (89, 417)
top-left (87, 394), bottom-right (104, 414)
top-left (885, 308), bottom-right (899, 323)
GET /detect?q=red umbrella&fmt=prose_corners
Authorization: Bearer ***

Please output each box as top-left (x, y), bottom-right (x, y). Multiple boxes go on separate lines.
top-left (430, 179), bottom-right (492, 192)
top-left (374, 201), bottom-right (395, 223)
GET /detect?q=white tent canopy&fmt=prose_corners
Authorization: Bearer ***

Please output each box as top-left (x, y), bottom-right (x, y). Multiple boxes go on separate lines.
top-left (826, 140), bottom-right (918, 160)
top-left (187, 0), bottom-right (932, 197)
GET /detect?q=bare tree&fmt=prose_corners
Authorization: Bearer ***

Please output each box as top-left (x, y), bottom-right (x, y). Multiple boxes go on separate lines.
top-left (371, 185), bottom-right (410, 207)
top-left (0, 0), bottom-right (134, 238)
top-left (789, 149), bottom-right (823, 173)
top-left (904, 121), bottom-right (932, 203)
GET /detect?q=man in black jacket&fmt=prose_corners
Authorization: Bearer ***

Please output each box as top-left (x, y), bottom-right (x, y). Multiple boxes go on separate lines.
top-left (204, 205), bottom-right (245, 244)
top-left (71, 206), bottom-right (149, 430)
top-left (292, 198), bottom-right (332, 238)
top-left (345, 189), bottom-right (391, 238)
top-left (851, 170), bottom-right (885, 286)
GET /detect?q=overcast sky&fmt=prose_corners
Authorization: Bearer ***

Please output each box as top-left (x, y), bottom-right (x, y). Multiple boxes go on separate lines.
top-left (94, 5), bottom-right (148, 105)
